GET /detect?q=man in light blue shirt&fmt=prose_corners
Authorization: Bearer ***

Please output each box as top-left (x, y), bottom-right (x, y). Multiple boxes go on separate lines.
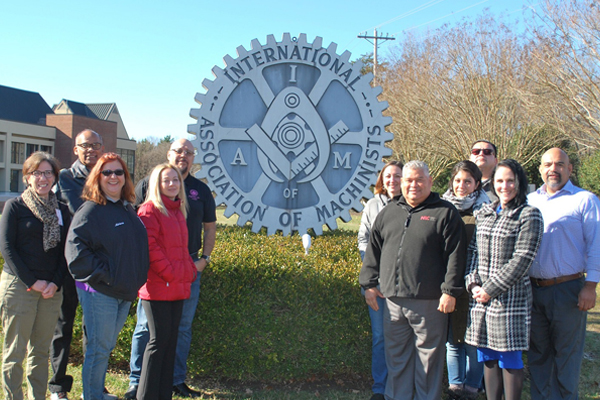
top-left (527, 148), bottom-right (600, 400)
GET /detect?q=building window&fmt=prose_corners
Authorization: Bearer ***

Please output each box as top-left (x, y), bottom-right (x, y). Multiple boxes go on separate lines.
top-left (26, 143), bottom-right (39, 157)
top-left (11, 142), bottom-right (25, 164)
top-left (116, 149), bottom-right (135, 179)
top-left (10, 169), bottom-right (21, 192)
top-left (41, 145), bottom-right (52, 153)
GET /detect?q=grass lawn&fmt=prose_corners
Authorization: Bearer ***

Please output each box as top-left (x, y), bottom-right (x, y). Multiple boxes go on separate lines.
top-left (91, 288), bottom-right (600, 399)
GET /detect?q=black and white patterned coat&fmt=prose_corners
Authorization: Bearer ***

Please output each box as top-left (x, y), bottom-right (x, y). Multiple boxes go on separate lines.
top-left (464, 202), bottom-right (543, 352)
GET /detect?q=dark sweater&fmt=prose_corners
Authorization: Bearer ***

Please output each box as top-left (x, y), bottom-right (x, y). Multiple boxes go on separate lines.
top-left (359, 192), bottom-right (467, 299)
top-left (0, 196), bottom-right (70, 288)
top-left (66, 199), bottom-right (149, 301)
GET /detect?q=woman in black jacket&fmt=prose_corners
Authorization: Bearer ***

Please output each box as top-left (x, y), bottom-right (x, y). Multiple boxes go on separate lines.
top-left (0, 152), bottom-right (70, 400)
top-left (65, 153), bottom-right (149, 400)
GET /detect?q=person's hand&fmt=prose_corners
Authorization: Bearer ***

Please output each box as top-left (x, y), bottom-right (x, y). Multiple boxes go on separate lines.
top-left (364, 287), bottom-right (384, 311)
top-left (472, 285), bottom-right (491, 303)
top-left (30, 280), bottom-right (48, 293)
top-left (42, 282), bottom-right (58, 299)
top-left (578, 281), bottom-right (597, 311)
top-left (194, 259), bottom-right (208, 272)
top-left (438, 293), bottom-right (456, 313)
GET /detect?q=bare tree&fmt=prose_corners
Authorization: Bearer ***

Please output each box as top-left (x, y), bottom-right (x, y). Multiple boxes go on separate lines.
top-left (530, 0), bottom-right (600, 150)
top-left (380, 14), bottom-right (564, 179)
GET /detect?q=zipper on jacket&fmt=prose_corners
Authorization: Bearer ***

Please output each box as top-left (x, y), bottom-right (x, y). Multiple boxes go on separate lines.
top-left (395, 205), bottom-right (412, 293)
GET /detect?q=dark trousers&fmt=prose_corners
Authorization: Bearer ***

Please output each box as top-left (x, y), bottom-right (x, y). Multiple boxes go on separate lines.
top-left (137, 299), bottom-right (183, 400)
top-left (529, 278), bottom-right (587, 400)
top-left (49, 274), bottom-right (79, 393)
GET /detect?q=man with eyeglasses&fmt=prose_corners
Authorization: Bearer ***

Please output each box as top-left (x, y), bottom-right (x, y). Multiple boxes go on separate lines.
top-left (125, 138), bottom-right (216, 399)
top-left (50, 130), bottom-right (113, 400)
top-left (470, 140), bottom-right (499, 202)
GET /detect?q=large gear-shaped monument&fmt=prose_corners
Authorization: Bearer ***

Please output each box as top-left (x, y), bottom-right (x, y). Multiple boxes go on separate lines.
top-left (188, 33), bottom-right (393, 235)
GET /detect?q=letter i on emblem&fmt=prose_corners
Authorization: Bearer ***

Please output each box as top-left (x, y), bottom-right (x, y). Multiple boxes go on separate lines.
top-left (289, 65), bottom-right (297, 83)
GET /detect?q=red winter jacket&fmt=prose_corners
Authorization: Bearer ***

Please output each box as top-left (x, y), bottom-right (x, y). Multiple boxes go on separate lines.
top-left (137, 196), bottom-right (196, 301)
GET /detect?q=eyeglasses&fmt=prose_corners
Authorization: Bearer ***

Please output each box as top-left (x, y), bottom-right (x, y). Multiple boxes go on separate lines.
top-left (76, 143), bottom-right (102, 150)
top-left (31, 170), bottom-right (54, 178)
top-left (170, 147), bottom-right (196, 156)
top-left (101, 169), bottom-right (125, 177)
top-left (471, 148), bottom-right (494, 156)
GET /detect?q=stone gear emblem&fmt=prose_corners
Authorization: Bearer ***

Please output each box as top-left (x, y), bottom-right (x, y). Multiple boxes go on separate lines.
top-left (188, 33), bottom-right (393, 235)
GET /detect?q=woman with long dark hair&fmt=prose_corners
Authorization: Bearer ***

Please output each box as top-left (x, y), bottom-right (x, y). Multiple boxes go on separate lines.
top-left (442, 160), bottom-right (489, 399)
top-left (465, 159), bottom-right (543, 400)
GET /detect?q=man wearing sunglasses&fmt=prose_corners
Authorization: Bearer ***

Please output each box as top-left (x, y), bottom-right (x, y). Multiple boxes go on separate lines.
top-left (50, 130), bottom-right (113, 400)
top-left (125, 138), bottom-right (217, 399)
top-left (470, 140), bottom-right (499, 202)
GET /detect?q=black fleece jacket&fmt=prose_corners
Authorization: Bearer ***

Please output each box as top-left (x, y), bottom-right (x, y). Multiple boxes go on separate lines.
top-left (66, 199), bottom-right (149, 301)
top-left (359, 192), bottom-right (467, 299)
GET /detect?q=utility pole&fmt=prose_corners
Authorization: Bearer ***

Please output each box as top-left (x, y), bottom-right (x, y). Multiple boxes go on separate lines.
top-left (357, 29), bottom-right (395, 84)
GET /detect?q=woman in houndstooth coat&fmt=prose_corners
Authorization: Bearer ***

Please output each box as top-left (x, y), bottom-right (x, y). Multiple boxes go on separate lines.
top-left (465, 159), bottom-right (543, 400)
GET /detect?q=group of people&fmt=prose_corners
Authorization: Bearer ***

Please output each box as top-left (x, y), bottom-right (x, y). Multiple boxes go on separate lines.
top-left (0, 129), bottom-right (216, 400)
top-left (359, 140), bottom-right (600, 400)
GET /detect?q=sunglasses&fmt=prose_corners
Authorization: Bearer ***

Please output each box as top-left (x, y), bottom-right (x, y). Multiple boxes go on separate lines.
top-left (101, 169), bottom-right (125, 177)
top-left (471, 148), bottom-right (494, 156)
top-left (76, 143), bottom-right (102, 150)
top-left (170, 147), bottom-right (196, 156)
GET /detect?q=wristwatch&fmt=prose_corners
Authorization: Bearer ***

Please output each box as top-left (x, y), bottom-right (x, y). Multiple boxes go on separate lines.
top-left (200, 254), bottom-right (211, 264)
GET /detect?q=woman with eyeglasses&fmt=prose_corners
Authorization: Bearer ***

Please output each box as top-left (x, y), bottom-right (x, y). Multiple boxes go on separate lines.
top-left (0, 152), bottom-right (70, 400)
top-left (65, 153), bottom-right (149, 400)
top-left (136, 164), bottom-right (196, 400)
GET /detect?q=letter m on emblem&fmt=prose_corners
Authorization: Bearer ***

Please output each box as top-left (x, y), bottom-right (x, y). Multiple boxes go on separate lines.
top-left (333, 152), bottom-right (351, 169)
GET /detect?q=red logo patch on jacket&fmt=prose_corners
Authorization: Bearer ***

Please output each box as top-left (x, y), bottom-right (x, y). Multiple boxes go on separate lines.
top-left (420, 216), bottom-right (431, 221)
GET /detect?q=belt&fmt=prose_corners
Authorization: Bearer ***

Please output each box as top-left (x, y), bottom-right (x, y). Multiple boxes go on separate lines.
top-left (530, 272), bottom-right (584, 287)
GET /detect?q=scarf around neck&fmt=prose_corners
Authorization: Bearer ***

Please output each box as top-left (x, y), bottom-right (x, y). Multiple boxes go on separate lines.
top-left (21, 187), bottom-right (60, 251)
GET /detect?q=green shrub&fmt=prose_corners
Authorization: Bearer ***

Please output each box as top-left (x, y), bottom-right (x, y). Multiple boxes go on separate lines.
top-left (578, 151), bottom-right (600, 196)
top-left (20, 225), bottom-right (371, 382)
top-left (187, 225), bottom-right (371, 381)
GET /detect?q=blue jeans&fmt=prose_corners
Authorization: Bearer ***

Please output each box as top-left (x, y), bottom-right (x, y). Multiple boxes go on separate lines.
top-left (77, 289), bottom-right (130, 400)
top-left (129, 272), bottom-right (201, 386)
top-left (362, 288), bottom-right (387, 394)
top-left (446, 327), bottom-right (483, 388)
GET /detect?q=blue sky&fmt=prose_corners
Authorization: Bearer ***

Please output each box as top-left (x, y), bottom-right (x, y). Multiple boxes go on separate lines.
top-left (2, 0), bottom-right (536, 141)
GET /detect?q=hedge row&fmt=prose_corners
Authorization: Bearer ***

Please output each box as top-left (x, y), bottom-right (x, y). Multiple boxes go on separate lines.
top-left (68, 225), bottom-right (372, 382)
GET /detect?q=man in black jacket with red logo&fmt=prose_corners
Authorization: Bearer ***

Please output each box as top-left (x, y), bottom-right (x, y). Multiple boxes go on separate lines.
top-left (360, 160), bottom-right (467, 400)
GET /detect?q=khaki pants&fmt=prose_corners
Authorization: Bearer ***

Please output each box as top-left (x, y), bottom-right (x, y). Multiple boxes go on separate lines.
top-left (0, 271), bottom-right (63, 400)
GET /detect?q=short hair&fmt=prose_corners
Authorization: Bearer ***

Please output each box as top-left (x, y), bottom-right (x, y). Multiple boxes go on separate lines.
top-left (75, 129), bottom-right (103, 144)
top-left (144, 163), bottom-right (187, 218)
top-left (493, 158), bottom-right (529, 209)
top-left (447, 160), bottom-right (482, 194)
top-left (403, 160), bottom-right (430, 177)
top-left (374, 161), bottom-right (404, 195)
top-left (471, 139), bottom-right (497, 157)
top-left (22, 151), bottom-right (60, 185)
top-left (82, 153), bottom-right (135, 205)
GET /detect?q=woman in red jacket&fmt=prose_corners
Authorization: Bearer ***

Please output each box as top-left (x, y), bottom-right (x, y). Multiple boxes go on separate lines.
top-left (136, 163), bottom-right (197, 400)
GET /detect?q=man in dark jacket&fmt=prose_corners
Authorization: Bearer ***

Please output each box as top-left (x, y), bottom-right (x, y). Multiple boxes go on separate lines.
top-left (49, 129), bottom-right (106, 400)
top-left (360, 160), bottom-right (467, 400)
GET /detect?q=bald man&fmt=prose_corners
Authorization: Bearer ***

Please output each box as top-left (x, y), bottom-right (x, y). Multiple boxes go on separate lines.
top-left (125, 139), bottom-right (216, 399)
top-left (527, 148), bottom-right (600, 400)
